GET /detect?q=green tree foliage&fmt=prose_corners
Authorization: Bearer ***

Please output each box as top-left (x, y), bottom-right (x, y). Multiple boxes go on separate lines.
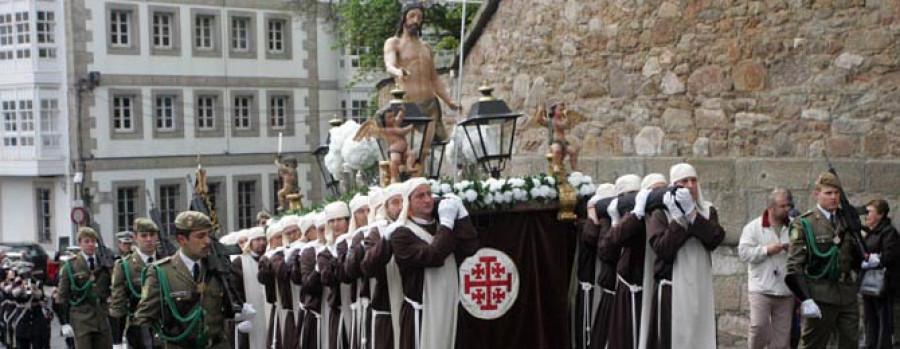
top-left (331, 0), bottom-right (479, 75)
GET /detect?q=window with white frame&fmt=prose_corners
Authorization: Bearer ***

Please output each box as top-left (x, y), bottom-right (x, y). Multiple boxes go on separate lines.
top-left (36, 188), bottom-right (52, 243)
top-left (236, 180), bottom-right (256, 229)
top-left (36, 11), bottom-right (54, 44)
top-left (159, 184), bottom-right (180, 228)
top-left (110, 9), bottom-right (131, 47)
top-left (0, 14), bottom-right (12, 47)
top-left (231, 17), bottom-right (249, 52)
top-left (17, 100), bottom-right (33, 146)
top-left (152, 11), bottom-right (173, 48)
top-left (267, 19), bottom-right (284, 53)
top-left (233, 96), bottom-right (250, 130)
top-left (195, 15), bottom-right (213, 49)
top-left (196, 96), bottom-right (216, 130)
top-left (155, 95), bottom-right (175, 131)
top-left (351, 99), bottom-right (368, 122)
top-left (269, 96), bottom-right (286, 128)
top-left (2, 100), bottom-right (17, 146)
top-left (116, 187), bottom-right (137, 232)
top-left (15, 12), bottom-right (29, 44)
top-left (40, 99), bottom-right (59, 148)
top-left (112, 95), bottom-right (134, 132)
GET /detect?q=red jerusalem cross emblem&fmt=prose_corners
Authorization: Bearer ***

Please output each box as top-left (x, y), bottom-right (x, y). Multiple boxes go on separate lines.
top-left (459, 248), bottom-right (519, 319)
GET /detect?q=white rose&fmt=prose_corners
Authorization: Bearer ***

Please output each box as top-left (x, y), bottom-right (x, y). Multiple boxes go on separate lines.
top-left (546, 177), bottom-right (556, 185)
top-left (483, 193), bottom-right (494, 205)
top-left (464, 189), bottom-right (478, 202)
top-left (530, 187), bottom-right (541, 199)
top-left (441, 183), bottom-right (452, 194)
top-left (532, 178), bottom-right (541, 187)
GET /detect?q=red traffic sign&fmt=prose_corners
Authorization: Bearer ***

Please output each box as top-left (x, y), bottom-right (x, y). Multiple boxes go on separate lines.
top-left (70, 206), bottom-right (88, 225)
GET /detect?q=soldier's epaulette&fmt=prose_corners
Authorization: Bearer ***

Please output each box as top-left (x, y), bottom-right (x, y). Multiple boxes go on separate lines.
top-left (151, 256), bottom-right (173, 266)
top-left (800, 211), bottom-right (814, 218)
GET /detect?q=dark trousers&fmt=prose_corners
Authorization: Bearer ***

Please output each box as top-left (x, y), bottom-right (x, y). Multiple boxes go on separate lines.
top-left (863, 295), bottom-right (893, 349)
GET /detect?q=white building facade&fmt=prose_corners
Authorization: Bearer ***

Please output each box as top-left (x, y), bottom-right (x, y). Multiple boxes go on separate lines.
top-left (73, 0), bottom-right (343, 246)
top-left (0, 0), bottom-right (70, 251)
top-left (0, 0), bottom-right (374, 251)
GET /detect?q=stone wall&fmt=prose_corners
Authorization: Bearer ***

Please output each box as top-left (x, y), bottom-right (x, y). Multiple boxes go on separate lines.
top-left (440, 0), bottom-right (900, 343)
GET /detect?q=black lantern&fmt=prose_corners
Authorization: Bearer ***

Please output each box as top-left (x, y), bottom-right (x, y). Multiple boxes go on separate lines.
top-left (426, 139), bottom-right (449, 179)
top-left (389, 86), bottom-right (433, 176)
top-left (313, 144), bottom-right (340, 196)
top-left (458, 84), bottom-right (523, 178)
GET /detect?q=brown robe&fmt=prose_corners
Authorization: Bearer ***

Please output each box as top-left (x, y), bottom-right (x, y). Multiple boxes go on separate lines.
top-left (295, 247), bottom-right (323, 349)
top-left (390, 217), bottom-right (478, 349)
top-left (258, 255), bottom-right (282, 349)
top-left (590, 217), bottom-right (616, 349)
top-left (361, 227), bottom-right (395, 349)
top-left (319, 247), bottom-right (349, 349)
top-left (272, 251), bottom-right (299, 349)
top-left (608, 213), bottom-right (647, 349)
top-left (645, 207), bottom-right (725, 349)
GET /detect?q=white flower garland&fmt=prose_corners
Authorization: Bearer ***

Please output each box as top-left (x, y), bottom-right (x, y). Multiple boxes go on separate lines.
top-left (428, 172), bottom-right (596, 211)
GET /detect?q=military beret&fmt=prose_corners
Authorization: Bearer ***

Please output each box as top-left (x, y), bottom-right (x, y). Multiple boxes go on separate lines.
top-left (257, 211), bottom-right (272, 221)
top-left (116, 231), bottom-right (134, 243)
top-left (77, 227), bottom-right (100, 241)
top-left (133, 217), bottom-right (159, 233)
top-left (174, 211), bottom-right (213, 231)
top-left (815, 172), bottom-right (842, 190)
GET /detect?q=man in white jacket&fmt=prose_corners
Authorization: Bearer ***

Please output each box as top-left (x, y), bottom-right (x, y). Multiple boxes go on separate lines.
top-left (738, 187), bottom-right (795, 349)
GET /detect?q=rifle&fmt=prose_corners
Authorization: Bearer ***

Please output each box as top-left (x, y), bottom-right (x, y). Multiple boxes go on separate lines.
top-left (146, 189), bottom-right (177, 258)
top-left (186, 174), bottom-right (242, 314)
top-left (825, 155), bottom-right (870, 256)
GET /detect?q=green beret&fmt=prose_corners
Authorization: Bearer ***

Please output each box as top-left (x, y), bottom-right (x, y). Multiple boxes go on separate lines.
top-left (116, 231), bottom-right (134, 243)
top-left (257, 211), bottom-right (272, 221)
top-left (133, 217), bottom-right (159, 233)
top-left (77, 227), bottom-right (100, 241)
top-left (174, 211), bottom-right (213, 231)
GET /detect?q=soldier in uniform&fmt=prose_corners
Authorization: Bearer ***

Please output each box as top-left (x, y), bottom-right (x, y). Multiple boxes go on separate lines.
top-left (110, 218), bottom-right (160, 349)
top-left (133, 211), bottom-right (254, 349)
top-left (56, 227), bottom-right (113, 349)
top-left (116, 231), bottom-right (135, 258)
top-left (786, 172), bottom-right (866, 348)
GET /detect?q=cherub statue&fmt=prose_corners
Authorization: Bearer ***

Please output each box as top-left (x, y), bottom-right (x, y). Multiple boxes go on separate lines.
top-left (355, 105), bottom-right (417, 184)
top-left (274, 155), bottom-right (298, 211)
top-left (528, 102), bottom-right (583, 171)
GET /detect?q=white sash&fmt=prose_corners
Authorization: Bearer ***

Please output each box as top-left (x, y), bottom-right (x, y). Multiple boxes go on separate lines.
top-left (638, 235), bottom-right (659, 349)
top-left (321, 287), bottom-right (332, 349)
top-left (403, 222), bottom-right (458, 349)
top-left (240, 255), bottom-right (268, 349)
top-left (671, 238), bottom-right (716, 348)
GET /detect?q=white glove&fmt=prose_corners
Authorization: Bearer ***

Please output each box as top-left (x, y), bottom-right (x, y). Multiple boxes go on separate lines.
top-left (664, 188), bottom-right (695, 221)
top-left (457, 200), bottom-right (470, 220)
top-left (607, 198), bottom-right (621, 227)
top-left (237, 320), bottom-right (253, 333)
top-left (862, 253), bottom-right (882, 269)
top-left (438, 197), bottom-right (460, 229)
top-left (800, 299), bottom-right (822, 318)
top-left (61, 324), bottom-right (74, 338)
top-left (235, 302), bottom-right (257, 322)
top-left (632, 188), bottom-right (652, 219)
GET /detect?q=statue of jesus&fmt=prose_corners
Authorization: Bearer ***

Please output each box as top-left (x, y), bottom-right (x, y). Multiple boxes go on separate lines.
top-left (383, 2), bottom-right (461, 166)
